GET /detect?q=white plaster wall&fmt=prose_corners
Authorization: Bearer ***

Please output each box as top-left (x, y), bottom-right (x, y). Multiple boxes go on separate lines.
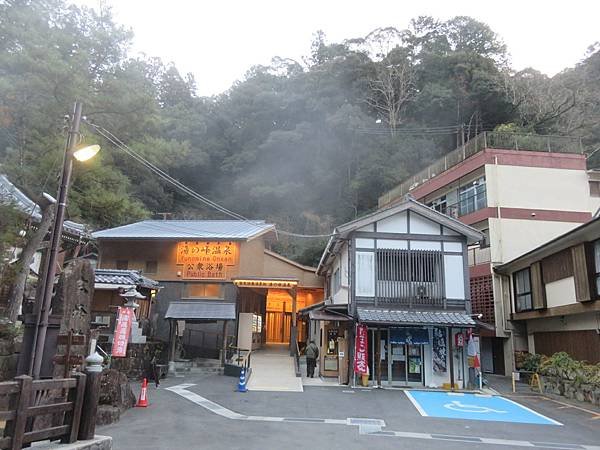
top-left (488, 218), bottom-right (580, 264)
top-left (377, 211), bottom-right (407, 233)
top-left (410, 212), bottom-right (440, 235)
top-left (341, 244), bottom-right (349, 287)
top-left (526, 313), bottom-right (599, 334)
top-left (545, 277), bottom-right (577, 308)
top-left (486, 164), bottom-right (590, 211)
top-left (444, 254), bottom-right (465, 299)
top-left (332, 243), bottom-right (350, 304)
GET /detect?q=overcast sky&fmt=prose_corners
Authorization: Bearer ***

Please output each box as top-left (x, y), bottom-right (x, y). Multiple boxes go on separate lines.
top-left (77, 0), bottom-right (599, 97)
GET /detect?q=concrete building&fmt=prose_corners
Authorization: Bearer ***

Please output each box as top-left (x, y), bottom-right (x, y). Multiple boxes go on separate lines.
top-left (92, 220), bottom-right (323, 367)
top-left (378, 132), bottom-right (595, 375)
top-left (495, 216), bottom-right (600, 363)
top-left (316, 196), bottom-right (483, 388)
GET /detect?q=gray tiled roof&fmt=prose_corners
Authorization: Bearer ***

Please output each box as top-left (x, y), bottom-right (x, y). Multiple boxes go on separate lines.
top-left (357, 308), bottom-right (475, 327)
top-left (0, 174), bottom-right (89, 238)
top-left (92, 220), bottom-right (275, 241)
top-left (165, 301), bottom-right (236, 320)
top-left (94, 269), bottom-right (159, 289)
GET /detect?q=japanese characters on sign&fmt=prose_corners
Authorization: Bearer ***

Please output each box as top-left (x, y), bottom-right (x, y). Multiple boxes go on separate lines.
top-left (112, 307), bottom-right (134, 357)
top-left (354, 324), bottom-right (369, 375)
top-left (176, 241), bottom-right (239, 280)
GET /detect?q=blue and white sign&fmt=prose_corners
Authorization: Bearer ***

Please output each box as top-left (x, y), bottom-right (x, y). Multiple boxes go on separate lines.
top-left (405, 391), bottom-right (562, 425)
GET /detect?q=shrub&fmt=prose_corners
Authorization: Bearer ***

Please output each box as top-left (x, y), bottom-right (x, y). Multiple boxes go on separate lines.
top-left (539, 352), bottom-right (600, 387)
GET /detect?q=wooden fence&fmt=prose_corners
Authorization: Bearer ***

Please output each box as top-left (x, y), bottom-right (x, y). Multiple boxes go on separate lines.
top-left (0, 374), bottom-right (86, 450)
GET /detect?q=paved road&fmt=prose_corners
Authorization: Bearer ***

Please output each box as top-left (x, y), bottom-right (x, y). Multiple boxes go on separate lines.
top-left (100, 374), bottom-right (600, 450)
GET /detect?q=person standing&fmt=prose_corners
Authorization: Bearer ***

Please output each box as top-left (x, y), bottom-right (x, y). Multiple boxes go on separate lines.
top-left (305, 340), bottom-right (319, 378)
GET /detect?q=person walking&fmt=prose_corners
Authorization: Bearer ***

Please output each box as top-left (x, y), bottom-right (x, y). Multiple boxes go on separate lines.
top-left (151, 351), bottom-right (161, 388)
top-left (305, 340), bottom-right (319, 378)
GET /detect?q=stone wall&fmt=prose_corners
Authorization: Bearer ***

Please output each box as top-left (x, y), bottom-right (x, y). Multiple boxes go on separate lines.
top-left (106, 341), bottom-right (165, 380)
top-left (541, 375), bottom-right (600, 407)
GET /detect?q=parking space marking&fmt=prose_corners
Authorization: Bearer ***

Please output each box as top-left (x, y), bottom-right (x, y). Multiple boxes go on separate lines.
top-left (165, 384), bottom-right (600, 449)
top-left (405, 390), bottom-right (562, 425)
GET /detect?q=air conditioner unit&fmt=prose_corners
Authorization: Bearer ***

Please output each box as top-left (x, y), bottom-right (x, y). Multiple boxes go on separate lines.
top-left (416, 284), bottom-right (428, 299)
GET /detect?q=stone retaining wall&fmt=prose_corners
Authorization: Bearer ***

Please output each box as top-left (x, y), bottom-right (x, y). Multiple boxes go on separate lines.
top-left (541, 375), bottom-right (600, 407)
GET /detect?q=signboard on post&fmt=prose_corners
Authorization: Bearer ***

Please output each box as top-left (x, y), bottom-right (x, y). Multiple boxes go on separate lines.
top-left (177, 241), bottom-right (239, 279)
top-left (112, 307), bottom-right (134, 357)
top-left (354, 324), bottom-right (369, 375)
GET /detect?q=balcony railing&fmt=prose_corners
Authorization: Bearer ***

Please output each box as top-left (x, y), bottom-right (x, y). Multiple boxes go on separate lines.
top-left (467, 246), bottom-right (492, 266)
top-left (378, 132), bottom-right (584, 207)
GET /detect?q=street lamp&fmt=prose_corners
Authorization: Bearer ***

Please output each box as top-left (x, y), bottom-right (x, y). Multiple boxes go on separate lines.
top-left (30, 101), bottom-right (100, 378)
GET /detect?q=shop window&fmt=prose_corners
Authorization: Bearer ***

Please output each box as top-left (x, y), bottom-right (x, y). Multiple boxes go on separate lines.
top-left (116, 260), bottom-right (128, 270)
top-left (145, 260), bottom-right (158, 274)
top-left (459, 177), bottom-right (486, 216)
top-left (593, 240), bottom-right (600, 296)
top-left (186, 283), bottom-right (223, 299)
top-left (514, 268), bottom-right (532, 312)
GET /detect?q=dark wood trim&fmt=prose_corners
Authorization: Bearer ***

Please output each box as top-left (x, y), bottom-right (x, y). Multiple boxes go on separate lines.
top-left (530, 262), bottom-right (546, 310)
top-left (571, 244), bottom-right (591, 302)
top-left (511, 299), bottom-right (600, 320)
top-left (354, 232), bottom-right (464, 242)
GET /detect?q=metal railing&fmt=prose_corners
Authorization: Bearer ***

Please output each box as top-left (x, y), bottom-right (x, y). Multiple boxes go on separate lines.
top-left (229, 346), bottom-right (252, 373)
top-left (379, 131), bottom-right (584, 207)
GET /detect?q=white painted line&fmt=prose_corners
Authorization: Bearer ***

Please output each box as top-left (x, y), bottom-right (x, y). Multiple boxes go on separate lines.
top-left (404, 391), bottom-right (428, 417)
top-left (479, 437), bottom-right (535, 447)
top-left (501, 396), bottom-right (563, 426)
top-left (447, 392), bottom-right (464, 396)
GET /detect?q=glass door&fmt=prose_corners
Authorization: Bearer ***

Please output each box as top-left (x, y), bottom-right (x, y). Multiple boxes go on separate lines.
top-left (390, 343), bottom-right (406, 384)
top-left (407, 344), bottom-right (424, 384)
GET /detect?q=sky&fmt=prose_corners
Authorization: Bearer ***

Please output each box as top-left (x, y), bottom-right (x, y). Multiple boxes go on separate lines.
top-left (76, 0), bottom-right (599, 97)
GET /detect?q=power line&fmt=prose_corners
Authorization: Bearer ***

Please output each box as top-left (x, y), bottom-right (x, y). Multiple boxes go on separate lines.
top-left (84, 119), bottom-right (334, 239)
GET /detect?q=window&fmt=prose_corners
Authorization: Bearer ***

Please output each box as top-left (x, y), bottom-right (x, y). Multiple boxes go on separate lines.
top-left (514, 268), bottom-right (532, 312)
top-left (355, 252), bottom-right (375, 297)
top-left (593, 240), bottom-right (600, 296)
top-left (480, 228), bottom-right (490, 248)
top-left (116, 260), bottom-right (128, 270)
top-left (186, 283), bottom-right (223, 298)
top-left (333, 267), bottom-right (341, 293)
top-left (376, 250), bottom-right (441, 282)
top-left (428, 195), bottom-right (447, 214)
top-left (589, 181), bottom-right (600, 198)
top-left (145, 260), bottom-right (158, 274)
top-left (459, 177), bottom-right (487, 216)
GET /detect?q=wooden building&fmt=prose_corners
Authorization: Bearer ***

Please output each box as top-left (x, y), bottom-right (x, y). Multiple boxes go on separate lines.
top-left (92, 220), bottom-right (323, 368)
top-left (316, 196), bottom-right (483, 388)
top-left (495, 216), bottom-right (600, 363)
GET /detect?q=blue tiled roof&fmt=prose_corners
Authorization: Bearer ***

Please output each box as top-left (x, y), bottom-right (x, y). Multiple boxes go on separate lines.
top-left (92, 220), bottom-right (275, 241)
top-left (94, 269), bottom-right (159, 289)
top-left (357, 308), bottom-right (475, 327)
top-left (0, 174), bottom-right (89, 238)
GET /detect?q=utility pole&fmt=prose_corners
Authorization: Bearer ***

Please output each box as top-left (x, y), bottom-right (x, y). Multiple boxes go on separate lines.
top-left (31, 102), bottom-right (83, 379)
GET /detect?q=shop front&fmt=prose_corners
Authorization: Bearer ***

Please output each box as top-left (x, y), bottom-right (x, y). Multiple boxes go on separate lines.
top-left (357, 309), bottom-right (476, 389)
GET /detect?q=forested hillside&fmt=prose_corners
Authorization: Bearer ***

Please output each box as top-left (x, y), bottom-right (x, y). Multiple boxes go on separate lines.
top-left (1, 0), bottom-right (599, 264)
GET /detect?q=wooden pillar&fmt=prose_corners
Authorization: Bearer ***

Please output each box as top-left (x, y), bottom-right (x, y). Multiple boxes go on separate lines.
top-left (168, 320), bottom-right (177, 375)
top-left (448, 327), bottom-right (455, 391)
top-left (375, 329), bottom-right (381, 388)
top-left (290, 287), bottom-right (297, 355)
top-left (221, 320), bottom-right (228, 366)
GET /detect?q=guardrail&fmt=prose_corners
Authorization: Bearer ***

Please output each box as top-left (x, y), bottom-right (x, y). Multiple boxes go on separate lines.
top-left (379, 131), bottom-right (584, 207)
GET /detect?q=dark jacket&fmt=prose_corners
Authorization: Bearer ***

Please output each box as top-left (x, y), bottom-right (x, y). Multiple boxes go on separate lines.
top-left (305, 342), bottom-right (319, 359)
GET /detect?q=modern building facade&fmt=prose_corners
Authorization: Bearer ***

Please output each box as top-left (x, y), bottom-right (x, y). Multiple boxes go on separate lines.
top-left (92, 220), bottom-right (323, 364)
top-left (495, 216), bottom-right (600, 364)
top-left (316, 196), bottom-right (482, 388)
top-left (378, 132), bottom-right (596, 375)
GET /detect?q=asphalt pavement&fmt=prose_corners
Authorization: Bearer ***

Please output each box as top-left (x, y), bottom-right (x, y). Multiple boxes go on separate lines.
top-left (99, 373), bottom-right (600, 450)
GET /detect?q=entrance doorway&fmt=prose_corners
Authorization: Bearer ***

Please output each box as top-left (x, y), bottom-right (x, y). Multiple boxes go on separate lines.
top-left (266, 311), bottom-right (291, 343)
top-left (372, 329), bottom-right (425, 386)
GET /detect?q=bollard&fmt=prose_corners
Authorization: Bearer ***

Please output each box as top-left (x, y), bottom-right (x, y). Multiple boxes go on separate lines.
top-left (237, 368), bottom-right (247, 392)
top-left (78, 351), bottom-right (103, 440)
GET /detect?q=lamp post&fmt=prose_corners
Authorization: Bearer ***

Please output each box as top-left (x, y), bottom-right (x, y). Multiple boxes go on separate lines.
top-left (31, 101), bottom-right (100, 379)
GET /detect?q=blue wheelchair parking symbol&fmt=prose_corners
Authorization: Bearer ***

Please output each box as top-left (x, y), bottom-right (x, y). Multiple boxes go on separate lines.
top-left (405, 391), bottom-right (562, 425)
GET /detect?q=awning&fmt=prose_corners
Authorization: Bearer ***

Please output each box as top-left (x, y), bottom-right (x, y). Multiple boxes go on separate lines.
top-left (308, 310), bottom-right (351, 321)
top-left (357, 308), bottom-right (475, 327)
top-left (165, 301), bottom-right (236, 320)
top-left (390, 328), bottom-right (430, 345)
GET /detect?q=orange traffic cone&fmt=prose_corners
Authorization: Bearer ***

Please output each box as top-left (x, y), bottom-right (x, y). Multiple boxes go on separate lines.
top-left (136, 378), bottom-right (149, 407)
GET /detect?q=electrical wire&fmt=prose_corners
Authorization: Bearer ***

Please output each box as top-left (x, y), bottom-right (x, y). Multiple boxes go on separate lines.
top-left (84, 119), bottom-right (334, 239)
